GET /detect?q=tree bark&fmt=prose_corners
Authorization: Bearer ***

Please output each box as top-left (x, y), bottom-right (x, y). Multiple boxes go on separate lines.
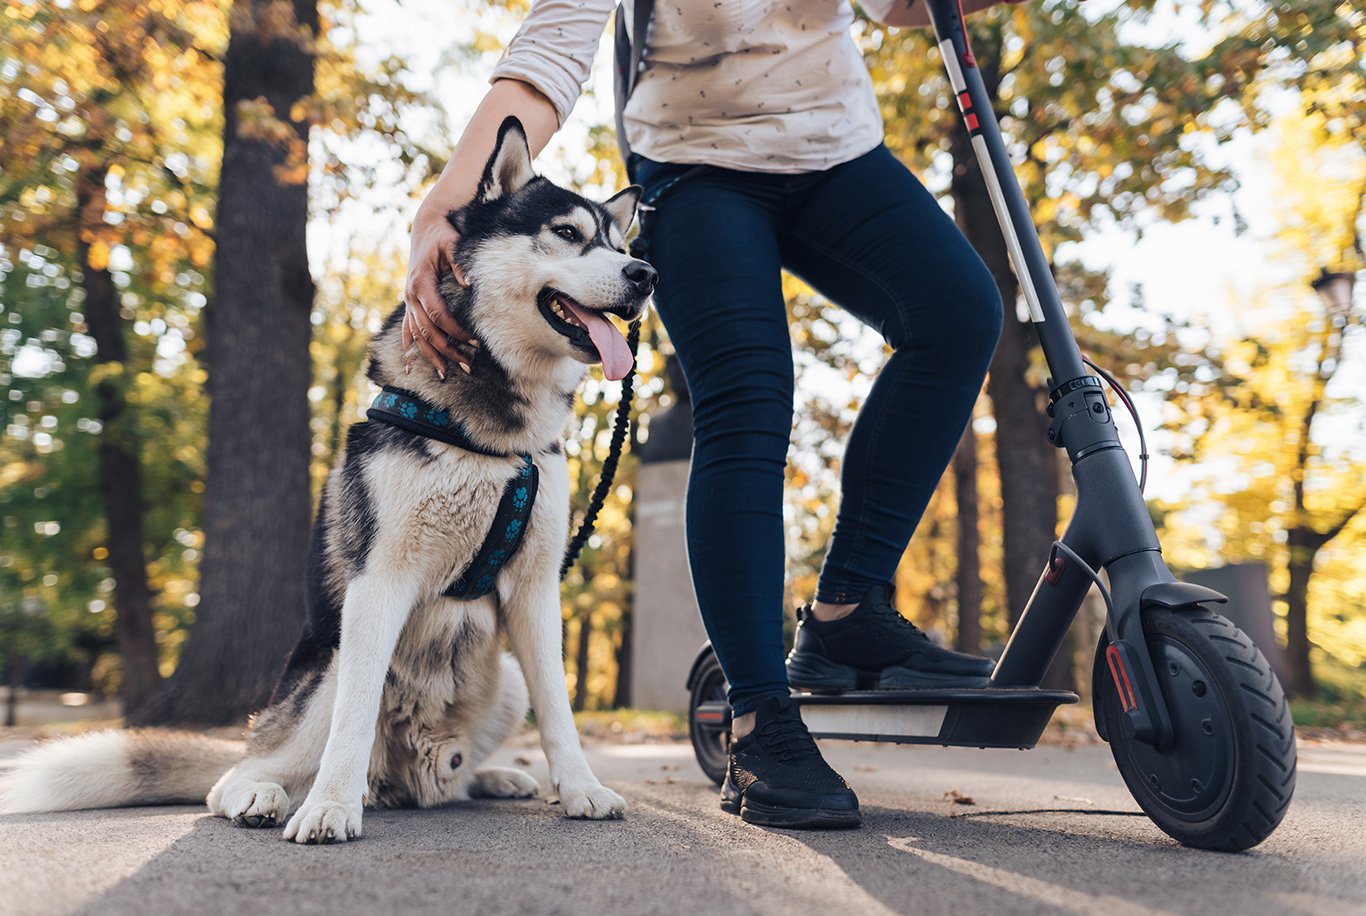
top-left (134, 0), bottom-right (317, 726)
top-left (76, 167), bottom-right (163, 716)
top-left (612, 609), bottom-right (632, 709)
top-left (1275, 305), bottom-right (1361, 699)
top-left (948, 38), bottom-right (1069, 690)
top-left (572, 613), bottom-right (592, 712)
top-left (1282, 530), bottom-right (1316, 698)
top-left (952, 423), bottom-right (983, 655)
top-left (4, 654), bottom-right (22, 728)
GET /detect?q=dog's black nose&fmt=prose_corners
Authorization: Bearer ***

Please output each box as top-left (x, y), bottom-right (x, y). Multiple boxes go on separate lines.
top-left (623, 259), bottom-right (657, 294)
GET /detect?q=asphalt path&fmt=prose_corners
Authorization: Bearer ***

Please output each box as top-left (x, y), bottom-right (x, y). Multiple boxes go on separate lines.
top-left (2, 736), bottom-right (1363, 915)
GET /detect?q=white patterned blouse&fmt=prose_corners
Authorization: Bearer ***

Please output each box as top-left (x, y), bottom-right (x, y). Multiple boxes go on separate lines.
top-left (489, 0), bottom-right (919, 173)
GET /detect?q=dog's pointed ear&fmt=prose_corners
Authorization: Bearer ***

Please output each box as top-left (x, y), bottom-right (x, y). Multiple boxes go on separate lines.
top-left (477, 117), bottom-right (536, 204)
top-left (602, 185), bottom-right (642, 233)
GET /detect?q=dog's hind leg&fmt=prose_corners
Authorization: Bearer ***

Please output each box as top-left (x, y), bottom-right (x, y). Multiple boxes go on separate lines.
top-left (468, 652), bottom-right (538, 800)
top-left (283, 573), bottom-right (419, 844)
top-left (208, 665), bottom-right (337, 828)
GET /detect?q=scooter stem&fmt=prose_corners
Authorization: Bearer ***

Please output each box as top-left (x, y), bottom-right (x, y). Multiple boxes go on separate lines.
top-left (920, 0), bottom-right (1087, 388)
top-left (920, 0), bottom-right (1186, 748)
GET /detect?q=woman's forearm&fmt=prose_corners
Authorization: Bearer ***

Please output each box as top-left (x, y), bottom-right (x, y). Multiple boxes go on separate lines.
top-left (403, 78), bottom-right (560, 375)
top-left (418, 78), bottom-right (560, 220)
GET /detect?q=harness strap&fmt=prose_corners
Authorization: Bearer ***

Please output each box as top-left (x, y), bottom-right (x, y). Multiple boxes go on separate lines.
top-left (444, 455), bottom-right (539, 600)
top-left (365, 385), bottom-right (540, 600)
top-left (366, 386), bottom-right (513, 458)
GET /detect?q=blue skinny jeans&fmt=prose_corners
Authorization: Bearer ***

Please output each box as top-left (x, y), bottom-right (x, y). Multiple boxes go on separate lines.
top-left (633, 144), bottom-right (1003, 717)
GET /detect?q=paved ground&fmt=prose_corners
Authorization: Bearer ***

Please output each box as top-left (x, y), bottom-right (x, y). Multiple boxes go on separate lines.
top-left (2, 735), bottom-right (1364, 916)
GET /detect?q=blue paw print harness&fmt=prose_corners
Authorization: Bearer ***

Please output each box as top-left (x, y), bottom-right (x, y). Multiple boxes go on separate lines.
top-left (367, 385), bottom-right (539, 600)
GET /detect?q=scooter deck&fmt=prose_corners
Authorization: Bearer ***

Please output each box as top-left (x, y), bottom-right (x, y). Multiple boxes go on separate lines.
top-left (791, 687), bottom-right (1079, 749)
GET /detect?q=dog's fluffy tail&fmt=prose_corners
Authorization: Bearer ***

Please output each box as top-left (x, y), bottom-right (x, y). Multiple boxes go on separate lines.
top-left (0, 729), bottom-right (244, 814)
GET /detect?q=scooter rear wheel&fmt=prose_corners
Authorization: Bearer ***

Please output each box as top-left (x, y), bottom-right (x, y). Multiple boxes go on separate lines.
top-left (1098, 606), bottom-right (1296, 851)
top-left (687, 645), bottom-right (730, 786)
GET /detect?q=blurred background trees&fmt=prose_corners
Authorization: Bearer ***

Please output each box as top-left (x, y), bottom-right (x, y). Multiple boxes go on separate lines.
top-left (0, 0), bottom-right (1361, 722)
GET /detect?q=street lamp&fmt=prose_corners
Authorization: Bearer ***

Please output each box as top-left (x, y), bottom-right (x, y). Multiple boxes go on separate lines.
top-left (1311, 269), bottom-right (1356, 317)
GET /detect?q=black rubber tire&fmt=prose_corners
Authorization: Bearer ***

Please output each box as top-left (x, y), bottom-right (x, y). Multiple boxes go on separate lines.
top-left (688, 646), bottom-right (730, 787)
top-left (1099, 607), bottom-right (1297, 851)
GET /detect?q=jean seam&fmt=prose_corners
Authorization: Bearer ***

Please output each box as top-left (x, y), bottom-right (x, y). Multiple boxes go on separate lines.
top-left (788, 229), bottom-right (910, 602)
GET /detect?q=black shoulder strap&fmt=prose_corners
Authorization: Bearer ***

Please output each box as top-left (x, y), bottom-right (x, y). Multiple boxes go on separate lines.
top-left (613, 0), bottom-right (654, 169)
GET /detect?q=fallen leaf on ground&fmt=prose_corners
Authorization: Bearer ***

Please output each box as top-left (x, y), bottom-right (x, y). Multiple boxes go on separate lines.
top-left (1054, 794), bottom-right (1095, 806)
top-left (944, 789), bottom-right (976, 805)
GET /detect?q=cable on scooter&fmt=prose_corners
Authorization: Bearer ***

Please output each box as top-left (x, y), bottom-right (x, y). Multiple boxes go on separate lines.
top-left (1049, 540), bottom-right (1116, 637)
top-left (1080, 355), bottom-right (1149, 494)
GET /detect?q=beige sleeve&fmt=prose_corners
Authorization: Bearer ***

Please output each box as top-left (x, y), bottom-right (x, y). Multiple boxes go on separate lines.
top-left (488, 0), bottom-right (619, 125)
top-left (860, 0), bottom-right (1013, 30)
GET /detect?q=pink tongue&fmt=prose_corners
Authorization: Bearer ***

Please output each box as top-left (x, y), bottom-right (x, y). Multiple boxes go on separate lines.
top-left (560, 299), bottom-right (634, 380)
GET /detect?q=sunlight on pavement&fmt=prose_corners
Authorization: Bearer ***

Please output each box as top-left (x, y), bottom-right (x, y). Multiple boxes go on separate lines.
top-left (1297, 744), bottom-right (1366, 779)
top-left (594, 744), bottom-right (695, 759)
top-left (632, 792), bottom-right (901, 916)
top-left (3, 812), bottom-right (199, 915)
top-left (884, 836), bottom-right (1175, 916)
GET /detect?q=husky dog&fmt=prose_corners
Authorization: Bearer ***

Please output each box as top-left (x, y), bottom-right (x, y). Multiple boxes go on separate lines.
top-left (0, 118), bottom-right (656, 843)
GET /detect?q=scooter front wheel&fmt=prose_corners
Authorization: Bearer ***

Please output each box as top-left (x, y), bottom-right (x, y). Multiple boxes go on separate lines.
top-left (1098, 606), bottom-right (1296, 851)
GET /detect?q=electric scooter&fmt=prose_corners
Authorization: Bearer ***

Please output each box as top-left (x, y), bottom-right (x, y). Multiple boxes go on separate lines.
top-left (684, 0), bottom-right (1296, 852)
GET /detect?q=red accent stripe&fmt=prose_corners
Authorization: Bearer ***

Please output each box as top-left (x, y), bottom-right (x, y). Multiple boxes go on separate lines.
top-left (1106, 645), bottom-right (1137, 712)
top-left (958, 91), bottom-right (972, 111)
top-left (695, 711), bottom-right (725, 722)
top-left (965, 113), bottom-right (979, 131)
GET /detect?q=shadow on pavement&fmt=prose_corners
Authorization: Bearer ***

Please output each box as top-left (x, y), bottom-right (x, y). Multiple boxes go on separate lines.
top-left (4, 773), bottom-right (1361, 916)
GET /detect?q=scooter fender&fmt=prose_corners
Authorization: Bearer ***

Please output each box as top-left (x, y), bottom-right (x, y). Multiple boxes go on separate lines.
top-left (1093, 582), bottom-right (1228, 743)
top-left (685, 641), bottom-right (716, 692)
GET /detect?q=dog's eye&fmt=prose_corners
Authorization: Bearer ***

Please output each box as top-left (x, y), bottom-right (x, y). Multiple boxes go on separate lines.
top-left (553, 225), bottom-right (581, 243)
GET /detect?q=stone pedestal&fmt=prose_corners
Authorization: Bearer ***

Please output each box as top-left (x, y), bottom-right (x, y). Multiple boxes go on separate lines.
top-left (631, 460), bottom-right (706, 712)
top-left (629, 357), bottom-right (704, 713)
top-left (1187, 563), bottom-right (1290, 687)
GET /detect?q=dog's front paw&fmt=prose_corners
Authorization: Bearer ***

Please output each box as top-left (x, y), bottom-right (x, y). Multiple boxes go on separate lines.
top-left (557, 781), bottom-right (626, 820)
top-left (225, 782), bottom-right (290, 829)
top-left (282, 796), bottom-right (362, 845)
top-left (471, 766), bottom-right (540, 799)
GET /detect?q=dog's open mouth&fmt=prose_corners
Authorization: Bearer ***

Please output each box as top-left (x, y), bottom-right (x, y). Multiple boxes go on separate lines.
top-left (537, 288), bottom-right (635, 380)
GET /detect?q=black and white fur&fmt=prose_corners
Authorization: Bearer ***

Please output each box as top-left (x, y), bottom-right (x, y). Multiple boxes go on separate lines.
top-left (0, 119), bottom-right (653, 843)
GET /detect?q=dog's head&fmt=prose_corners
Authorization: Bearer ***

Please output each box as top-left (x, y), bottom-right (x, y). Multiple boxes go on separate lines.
top-left (449, 118), bottom-right (655, 382)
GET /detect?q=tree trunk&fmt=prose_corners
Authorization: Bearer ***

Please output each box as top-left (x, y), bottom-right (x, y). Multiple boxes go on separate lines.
top-left (572, 614), bottom-right (592, 712)
top-left (613, 512), bottom-right (635, 709)
top-left (948, 50), bottom-right (1069, 689)
top-left (76, 168), bottom-right (163, 716)
top-left (612, 610), bottom-right (632, 709)
top-left (1282, 530), bottom-right (1316, 697)
top-left (4, 654), bottom-right (22, 728)
top-left (952, 423), bottom-right (983, 655)
top-left (133, 0), bottom-right (317, 726)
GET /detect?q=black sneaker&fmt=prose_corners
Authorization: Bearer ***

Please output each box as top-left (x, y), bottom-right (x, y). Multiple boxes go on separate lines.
top-left (786, 582), bottom-right (994, 691)
top-left (720, 695), bottom-right (861, 829)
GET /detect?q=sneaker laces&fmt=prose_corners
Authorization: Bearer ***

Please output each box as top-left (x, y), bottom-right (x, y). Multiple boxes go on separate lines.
top-left (755, 707), bottom-right (821, 764)
top-left (872, 601), bottom-right (929, 640)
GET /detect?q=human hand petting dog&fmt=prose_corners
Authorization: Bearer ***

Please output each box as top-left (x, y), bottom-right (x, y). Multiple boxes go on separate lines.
top-left (404, 80), bottom-right (559, 380)
top-left (404, 201), bottom-right (477, 379)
